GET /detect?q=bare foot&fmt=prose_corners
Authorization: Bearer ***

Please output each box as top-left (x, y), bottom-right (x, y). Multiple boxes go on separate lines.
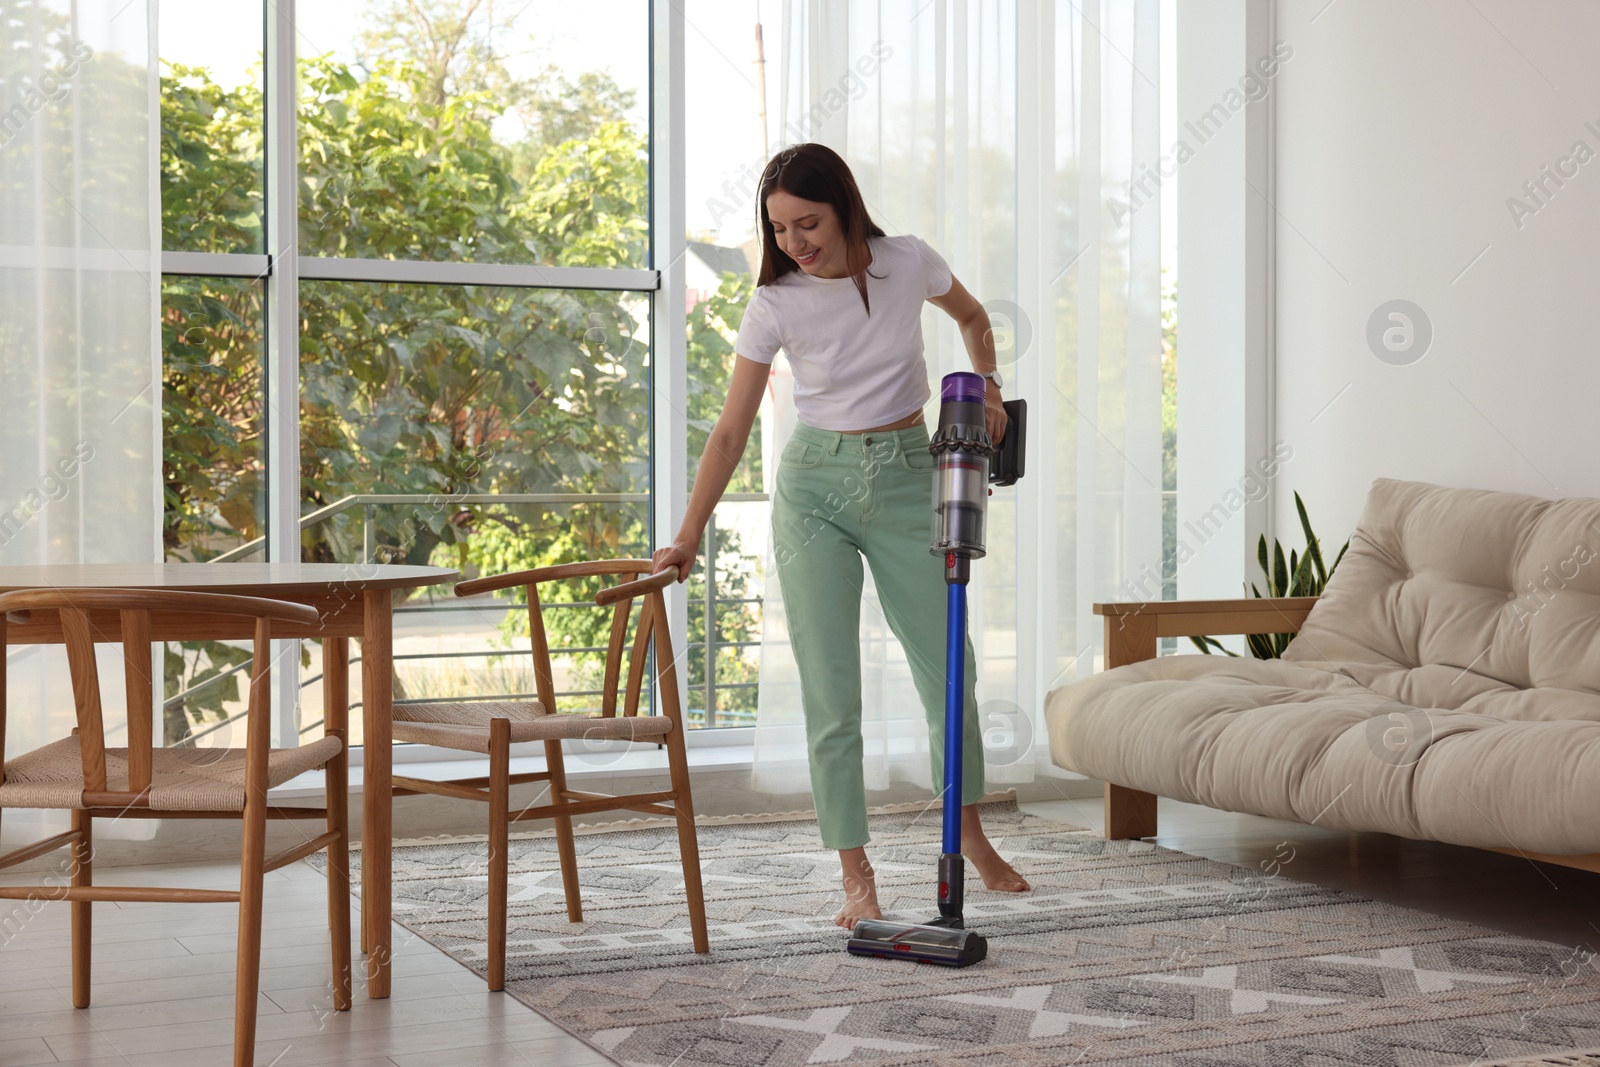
top-left (962, 806), bottom-right (1032, 892)
top-left (835, 847), bottom-right (884, 928)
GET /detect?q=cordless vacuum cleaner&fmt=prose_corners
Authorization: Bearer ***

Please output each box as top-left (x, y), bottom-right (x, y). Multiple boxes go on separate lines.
top-left (845, 372), bottom-right (1027, 968)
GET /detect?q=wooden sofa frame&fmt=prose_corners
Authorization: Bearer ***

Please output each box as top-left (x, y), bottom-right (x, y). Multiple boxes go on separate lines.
top-left (1095, 596), bottom-right (1600, 876)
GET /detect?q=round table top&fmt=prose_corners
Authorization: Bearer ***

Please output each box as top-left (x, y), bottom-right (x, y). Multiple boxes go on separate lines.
top-left (0, 562), bottom-right (459, 596)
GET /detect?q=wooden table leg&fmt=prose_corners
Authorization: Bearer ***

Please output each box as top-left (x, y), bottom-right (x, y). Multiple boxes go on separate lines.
top-left (361, 591), bottom-right (393, 999)
top-left (323, 637), bottom-right (353, 1010)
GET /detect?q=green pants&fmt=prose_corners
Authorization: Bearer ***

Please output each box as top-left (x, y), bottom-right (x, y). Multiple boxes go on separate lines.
top-left (772, 419), bottom-right (984, 850)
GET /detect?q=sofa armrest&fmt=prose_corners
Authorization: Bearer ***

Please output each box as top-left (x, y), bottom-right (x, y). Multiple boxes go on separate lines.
top-left (1093, 596), bottom-right (1319, 666)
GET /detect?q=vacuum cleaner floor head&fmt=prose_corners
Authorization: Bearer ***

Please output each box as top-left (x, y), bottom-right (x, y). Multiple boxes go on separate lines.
top-left (846, 919), bottom-right (989, 967)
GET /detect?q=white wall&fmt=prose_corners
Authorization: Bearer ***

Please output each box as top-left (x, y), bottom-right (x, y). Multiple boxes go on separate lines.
top-left (1273, 0), bottom-right (1600, 545)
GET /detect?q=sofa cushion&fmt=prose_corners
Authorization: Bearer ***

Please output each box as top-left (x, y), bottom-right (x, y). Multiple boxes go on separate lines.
top-left (1044, 479), bottom-right (1600, 854)
top-left (1045, 655), bottom-right (1600, 852)
top-left (1281, 478), bottom-right (1600, 712)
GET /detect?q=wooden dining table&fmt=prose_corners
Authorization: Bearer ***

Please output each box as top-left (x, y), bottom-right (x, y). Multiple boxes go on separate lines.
top-left (0, 562), bottom-right (457, 999)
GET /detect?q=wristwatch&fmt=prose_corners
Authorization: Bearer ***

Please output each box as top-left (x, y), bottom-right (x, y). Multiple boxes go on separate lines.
top-left (981, 369), bottom-right (1003, 390)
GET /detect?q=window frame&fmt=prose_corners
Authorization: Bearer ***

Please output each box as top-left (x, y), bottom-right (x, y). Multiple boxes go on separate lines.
top-left (160, 0), bottom-right (689, 757)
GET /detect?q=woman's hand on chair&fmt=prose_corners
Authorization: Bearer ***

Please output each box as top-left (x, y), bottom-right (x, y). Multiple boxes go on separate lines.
top-left (652, 541), bottom-right (697, 583)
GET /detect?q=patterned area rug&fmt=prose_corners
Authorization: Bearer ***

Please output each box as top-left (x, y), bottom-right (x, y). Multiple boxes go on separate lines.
top-left (331, 799), bottom-right (1600, 1066)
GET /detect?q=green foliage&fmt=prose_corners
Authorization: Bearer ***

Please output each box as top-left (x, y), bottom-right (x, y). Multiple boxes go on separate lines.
top-left (160, 45), bottom-right (761, 729)
top-left (447, 272), bottom-right (767, 720)
top-left (160, 62), bottom-right (262, 252)
top-left (684, 516), bottom-right (762, 723)
top-left (294, 57), bottom-right (651, 266)
top-left (160, 55), bottom-right (654, 573)
top-left (442, 508), bottom-right (649, 708)
top-left (161, 277), bottom-right (265, 559)
top-left (292, 56), bottom-right (652, 574)
top-left (163, 640), bottom-right (252, 745)
top-left (353, 0), bottom-right (639, 151)
top-left (686, 274), bottom-right (761, 491)
top-left (683, 274), bottom-right (763, 720)
top-left (159, 64), bottom-right (269, 564)
top-left (1191, 492), bottom-right (1350, 659)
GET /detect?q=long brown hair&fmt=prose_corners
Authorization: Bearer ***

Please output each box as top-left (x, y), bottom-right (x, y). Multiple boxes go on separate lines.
top-left (756, 143), bottom-right (885, 313)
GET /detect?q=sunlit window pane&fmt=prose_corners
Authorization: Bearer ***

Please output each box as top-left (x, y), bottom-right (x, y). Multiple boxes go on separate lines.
top-left (296, 1), bottom-right (649, 267)
top-left (161, 275), bottom-right (266, 748)
top-left (682, 2), bottom-right (777, 728)
top-left (297, 280), bottom-right (651, 742)
top-left (159, 0), bottom-right (263, 253)
top-left (162, 275), bottom-right (266, 560)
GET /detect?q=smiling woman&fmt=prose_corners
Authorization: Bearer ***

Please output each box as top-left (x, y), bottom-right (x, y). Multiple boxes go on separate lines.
top-left (647, 141), bottom-right (1030, 925)
top-left (743, 3), bottom-right (1167, 886)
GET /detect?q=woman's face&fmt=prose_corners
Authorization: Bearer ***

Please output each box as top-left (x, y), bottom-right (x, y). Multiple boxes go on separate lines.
top-left (765, 190), bottom-right (848, 278)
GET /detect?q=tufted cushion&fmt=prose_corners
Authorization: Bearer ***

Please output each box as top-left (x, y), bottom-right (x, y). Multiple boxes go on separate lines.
top-left (1282, 478), bottom-right (1600, 709)
top-left (1045, 478), bottom-right (1600, 854)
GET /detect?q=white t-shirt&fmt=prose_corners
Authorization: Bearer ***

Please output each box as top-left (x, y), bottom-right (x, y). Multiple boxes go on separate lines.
top-left (733, 234), bottom-right (954, 431)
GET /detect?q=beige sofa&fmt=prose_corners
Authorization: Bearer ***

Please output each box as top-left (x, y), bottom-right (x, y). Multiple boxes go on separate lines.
top-left (1045, 478), bottom-right (1600, 871)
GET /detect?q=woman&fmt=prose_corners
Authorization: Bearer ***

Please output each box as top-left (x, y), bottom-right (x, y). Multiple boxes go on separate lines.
top-left (651, 143), bottom-right (1030, 928)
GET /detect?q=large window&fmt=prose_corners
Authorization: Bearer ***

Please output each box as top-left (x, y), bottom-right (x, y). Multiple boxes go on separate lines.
top-left (157, 0), bottom-right (687, 751)
top-left (154, 1), bottom-right (1174, 756)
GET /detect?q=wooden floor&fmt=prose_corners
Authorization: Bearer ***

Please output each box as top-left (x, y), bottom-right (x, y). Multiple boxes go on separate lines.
top-left (4, 795), bottom-right (1600, 1065)
top-left (0, 858), bottom-right (605, 1066)
top-left (1027, 794), bottom-right (1600, 950)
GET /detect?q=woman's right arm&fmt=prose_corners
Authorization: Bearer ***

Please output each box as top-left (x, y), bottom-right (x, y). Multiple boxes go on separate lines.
top-left (651, 354), bottom-right (771, 581)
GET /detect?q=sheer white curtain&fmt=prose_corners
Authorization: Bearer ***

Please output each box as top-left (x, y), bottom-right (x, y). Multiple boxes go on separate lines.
top-left (751, 0), bottom-right (1162, 798)
top-left (0, 0), bottom-right (160, 768)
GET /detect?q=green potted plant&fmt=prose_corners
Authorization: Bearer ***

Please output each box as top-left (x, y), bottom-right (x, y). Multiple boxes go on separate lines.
top-left (1192, 492), bottom-right (1349, 659)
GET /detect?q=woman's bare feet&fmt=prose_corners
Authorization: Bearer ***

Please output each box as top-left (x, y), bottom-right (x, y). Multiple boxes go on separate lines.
top-left (962, 805), bottom-right (1032, 892)
top-left (834, 847), bottom-right (883, 928)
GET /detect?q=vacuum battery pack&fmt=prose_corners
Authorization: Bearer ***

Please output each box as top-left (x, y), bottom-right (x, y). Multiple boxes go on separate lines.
top-left (989, 398), bottom-right (1026, 487)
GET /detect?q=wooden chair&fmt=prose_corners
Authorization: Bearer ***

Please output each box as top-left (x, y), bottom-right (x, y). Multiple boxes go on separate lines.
top-left (388, 560), bottom-right (709, 990)
top-left (0, 589), bottom-right (351, 1067)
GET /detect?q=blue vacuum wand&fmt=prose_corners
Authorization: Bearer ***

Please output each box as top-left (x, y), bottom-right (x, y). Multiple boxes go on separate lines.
top-left (847, 372), bottom-right (1024, 968)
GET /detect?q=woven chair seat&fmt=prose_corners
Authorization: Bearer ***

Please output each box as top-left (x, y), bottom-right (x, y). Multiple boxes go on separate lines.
top-left (394, 700), bottom-right (549, 725)
top-left (0, 735), bottom-right (344, 811)
top-left (392, 700), bottom-right (673, 753)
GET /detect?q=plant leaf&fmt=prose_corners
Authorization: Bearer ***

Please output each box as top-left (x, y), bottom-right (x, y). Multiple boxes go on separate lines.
top-left (1297, 492), bottom-right (1328, 585)
top-left (1328, 538), bottom-right (1350, 576)
top-left (1291, 549), bottom-right (1316, 597)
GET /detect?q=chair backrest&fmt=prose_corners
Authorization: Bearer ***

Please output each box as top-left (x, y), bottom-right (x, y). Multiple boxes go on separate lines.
top-left (454, 560), bottom-right (682, 722)
top-left (0, 588), bottom-right (319, 804)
